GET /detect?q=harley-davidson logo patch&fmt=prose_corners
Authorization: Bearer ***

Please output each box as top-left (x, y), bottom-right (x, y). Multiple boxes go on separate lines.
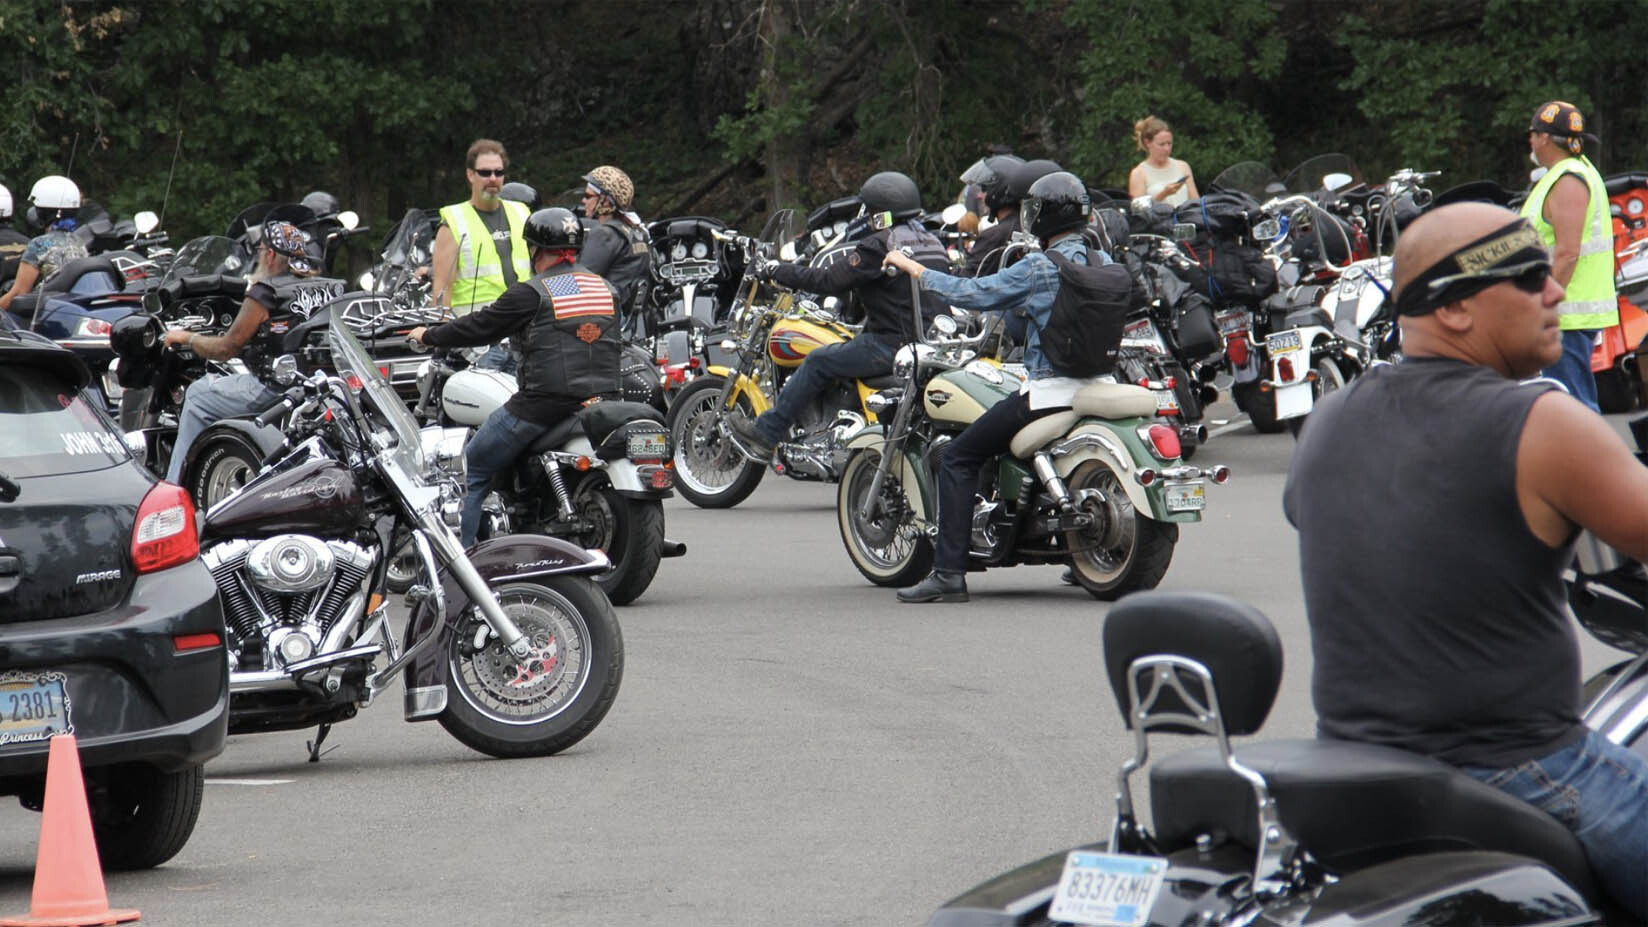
top-left (576, 322), bottom-right (602, 343)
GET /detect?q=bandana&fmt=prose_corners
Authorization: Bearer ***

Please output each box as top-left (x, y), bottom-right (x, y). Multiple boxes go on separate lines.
top-left (1391, 218), bottom-right (1549, 317)
top-left (260, 220), bottom-right (318, 274)
top-left (1530, 100), bottom-right (1600, 155)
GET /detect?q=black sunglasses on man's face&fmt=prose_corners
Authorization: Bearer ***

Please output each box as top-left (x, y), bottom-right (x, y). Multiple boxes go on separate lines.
top-left (472, 168), bottom-right (505, 178)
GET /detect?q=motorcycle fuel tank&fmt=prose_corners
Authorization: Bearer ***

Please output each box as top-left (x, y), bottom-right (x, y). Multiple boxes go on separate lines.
top-left (441, 367), bottom-right (516, 426)
top-left (202, 456), bottom-right (366, 542)
top-left (767, 318), bottom-right (846, 369)
top-left (924, 364), bottom-right (1015, 426)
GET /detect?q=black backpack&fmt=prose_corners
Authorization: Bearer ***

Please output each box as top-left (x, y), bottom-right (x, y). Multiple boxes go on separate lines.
top-left (1038, 248), bottom-right (1131, 377)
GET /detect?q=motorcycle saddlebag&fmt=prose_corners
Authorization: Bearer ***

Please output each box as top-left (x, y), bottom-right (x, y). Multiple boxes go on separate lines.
top-left (578, 400), bottom-right (667, 461)
top-left (1174, 293), bottom-right (1222, 360)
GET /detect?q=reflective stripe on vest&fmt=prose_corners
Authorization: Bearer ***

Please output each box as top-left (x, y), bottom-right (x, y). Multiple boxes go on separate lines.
top-left (438, 200), bottom-right (532, 312)
top-left (1521, 156), bottom-right (1619, 330)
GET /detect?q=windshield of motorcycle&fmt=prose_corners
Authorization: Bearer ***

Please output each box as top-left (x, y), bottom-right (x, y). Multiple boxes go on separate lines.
top-left (758, 208), bottom-right (802, 251)
top-left (374, 208), bottom-right (437, 294)
top-left (157, 235), bottom-right (244, 287)
top-left (325, 322), bottom-right (424, 476)
top-left (1285, 154), bottom-right (1363, 196)
top-left (1207, 161), bottom-right (1284, 201)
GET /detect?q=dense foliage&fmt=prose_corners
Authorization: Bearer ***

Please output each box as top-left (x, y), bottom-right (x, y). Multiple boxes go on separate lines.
top-left (2, 0), bottom-right (1642, 243)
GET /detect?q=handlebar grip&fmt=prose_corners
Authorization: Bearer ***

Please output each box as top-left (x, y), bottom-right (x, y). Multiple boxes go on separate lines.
top-left (255, 396), bottom-right (293, 427)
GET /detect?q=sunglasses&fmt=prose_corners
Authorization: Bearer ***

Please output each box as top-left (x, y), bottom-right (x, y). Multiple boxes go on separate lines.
top-left (471, 168), bottom-right (506, 178)
top-left (1426, 260), bottom-right (1551, 297)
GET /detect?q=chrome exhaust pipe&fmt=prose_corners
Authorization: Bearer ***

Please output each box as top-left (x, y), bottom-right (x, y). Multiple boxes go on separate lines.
top-left (228, 643), bottom-right (383, 693)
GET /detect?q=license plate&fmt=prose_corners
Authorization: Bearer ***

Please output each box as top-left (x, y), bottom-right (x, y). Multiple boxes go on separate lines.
top-left (0, 673), bottom-right (72, 747)
top-left (626, 432), bottom-right (670, 459)
top-left (1267, 330), bottom-right (1302, 353)
top-left (1164, 481), bottom-right (1205, 512)
top-left (1154, 390), bottom-right (1179, 413)
top-left (1215, 311), bottom-right (1248, 334)
top-left (1048, 851), bottom-right (1168, 927)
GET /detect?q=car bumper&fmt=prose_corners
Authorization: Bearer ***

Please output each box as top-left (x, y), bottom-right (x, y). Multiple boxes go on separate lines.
top-left (0, 558), bottom-right (228, 783)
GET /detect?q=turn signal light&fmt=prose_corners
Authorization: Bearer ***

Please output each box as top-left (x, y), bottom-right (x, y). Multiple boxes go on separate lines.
top-left (173, 632), bottom-right (222, 653)
top-left (132, 482), bottom-right (198, 574)
top-left (575, 456), bottom-right (594, 471)
top-left (1210, 465), bottom-right (1231, 484)
top-left (1136, 468), bottom-right (1158, 487)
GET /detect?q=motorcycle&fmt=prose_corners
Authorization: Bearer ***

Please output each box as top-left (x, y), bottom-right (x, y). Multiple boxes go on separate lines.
top-left (640, 214), bottom-right (754, 401)
top-left (835, 273), bottom-right (1229, 598)
top-left (927, 404), bottom-right (1647, 925)
top-left (1592, 171), bottom-right (1648, 412)
top-left (206, 321), bottom-right (622, 761)
top-left (410, 347), bottom-right (684, 606)
top-left (665, 210), bottom-right (894, 508)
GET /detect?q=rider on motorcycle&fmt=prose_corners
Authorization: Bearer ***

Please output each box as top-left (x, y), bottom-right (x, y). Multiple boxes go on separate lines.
top-left (0, 184), bottom-right (29, 286)
top-left (0, 176), bottom-right (88, 312)
top-left (578, 165), bottom-right (652, 332)
top-left (408, 206), bottom-right (623, 548)
top-left (1284, 201), bottom-right (1648, 919)
top-left (884, 170), bottom-right (1116, 604)
top-left (727, 170), bottom-right (951, 461)
top-left (966, 158), bottom-right (1058, 279)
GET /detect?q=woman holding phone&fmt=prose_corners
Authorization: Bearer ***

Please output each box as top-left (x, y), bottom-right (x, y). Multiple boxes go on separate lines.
top-left (1128, 115), bottom-right (1198, 206)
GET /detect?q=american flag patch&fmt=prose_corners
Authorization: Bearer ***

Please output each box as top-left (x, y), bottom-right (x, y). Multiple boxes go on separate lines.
top-left (542, 272), bottom-right (614, 319)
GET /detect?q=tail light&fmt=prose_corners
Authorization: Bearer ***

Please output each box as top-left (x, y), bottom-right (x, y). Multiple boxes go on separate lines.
top-left (1226, 333), bottom-right (1249, 366)
top-left (1138, 424), bottom-right (1181, 460)
top-left (1136, 468), bottom-right (1158, 487)
top-left (1209, 465), bottom-right (1231, 484)
top-left (1276, 355), bottom-right (1296, 383)
top-left (132, 482), bottom-right (198, 573)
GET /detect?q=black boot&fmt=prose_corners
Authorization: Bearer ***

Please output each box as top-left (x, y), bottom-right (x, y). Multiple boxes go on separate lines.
top-left (727, 414), bottom-right (776, 462)
top-left (897, 570), bottom-right (969, 603)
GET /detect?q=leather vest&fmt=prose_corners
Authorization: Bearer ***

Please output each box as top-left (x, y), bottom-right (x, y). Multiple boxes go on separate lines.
top-left (527, 267), bottom-right (622, 399)
top-left (247, 273), bottom-right (346, 375)
top-left (1522, 156), bottom-right (1618, 330)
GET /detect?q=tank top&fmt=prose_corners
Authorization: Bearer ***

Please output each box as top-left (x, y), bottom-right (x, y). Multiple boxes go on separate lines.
top-left (1282, 358), bottom-right (1583, 767)
top-left (1138, 161), bottom-right (1189, 207)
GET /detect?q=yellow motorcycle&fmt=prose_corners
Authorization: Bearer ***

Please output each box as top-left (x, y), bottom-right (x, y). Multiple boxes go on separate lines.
top-left (665, 210), bottom-right (894, 508)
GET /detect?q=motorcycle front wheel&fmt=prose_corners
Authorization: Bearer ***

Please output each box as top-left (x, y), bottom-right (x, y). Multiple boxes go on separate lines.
top-left (666, 376), bottom-right (765, 509)
top-left (1064, 458), bottom-right (1178, 600)
top-left (836, 447), bottom-right (933, 587)
top-left (438, 578), bottom-right (623, 758)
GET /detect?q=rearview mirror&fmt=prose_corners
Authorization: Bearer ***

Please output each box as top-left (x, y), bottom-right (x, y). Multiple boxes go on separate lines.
top-left (337, 210), bottom-right (360, 231)
top-left (940, 203), bottom-right (968, 227)
top-left (133, 211), bottom-right (160, 235)
top-left (1252, 218), bottom-right (1281, 241)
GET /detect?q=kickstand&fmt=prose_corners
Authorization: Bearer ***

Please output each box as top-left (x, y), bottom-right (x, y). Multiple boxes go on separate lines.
top-left (306, 723), bottom-right (338, 763)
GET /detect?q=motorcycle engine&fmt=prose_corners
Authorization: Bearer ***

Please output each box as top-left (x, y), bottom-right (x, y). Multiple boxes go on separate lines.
top-left (203, 536), bottom-right (377, 672)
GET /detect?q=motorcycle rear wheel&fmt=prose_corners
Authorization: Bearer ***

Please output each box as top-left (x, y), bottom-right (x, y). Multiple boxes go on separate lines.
top-left (565, 478), bottom-right (664, 606)
top-left (438, 578), bottom-right (623, 758)
top-left (186, 433), bottom-right (263, 509)
top-left (837, 447), bottom-right (933, 587)
top-left (1232, 380), bottom-right (1285, 434)
top-left (1065, 459), bottom-right (1178, 600)
top-left (667, 376), bottom-right (765, 509)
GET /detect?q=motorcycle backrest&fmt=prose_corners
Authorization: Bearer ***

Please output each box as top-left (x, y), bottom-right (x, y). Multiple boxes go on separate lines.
top-left (39, 254), bottom-right (124, 295)
top-left (1103, 591), bottom-right (1283, 736)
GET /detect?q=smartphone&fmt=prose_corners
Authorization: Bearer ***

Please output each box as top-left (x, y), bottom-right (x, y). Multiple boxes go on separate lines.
top-left (1174, 175), bottom-right (1189, 186)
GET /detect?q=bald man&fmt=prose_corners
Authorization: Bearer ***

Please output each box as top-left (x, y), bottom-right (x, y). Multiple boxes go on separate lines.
top-left (1283, 202), bottom-right (1648, 918)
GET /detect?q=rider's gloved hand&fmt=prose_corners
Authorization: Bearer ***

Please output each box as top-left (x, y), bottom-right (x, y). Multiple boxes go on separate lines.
top-left (751, 259), bottom-right (782, 282)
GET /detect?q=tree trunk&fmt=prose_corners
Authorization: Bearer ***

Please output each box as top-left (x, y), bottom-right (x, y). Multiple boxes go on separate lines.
top-left (760, 0), bottom-right (801, 211)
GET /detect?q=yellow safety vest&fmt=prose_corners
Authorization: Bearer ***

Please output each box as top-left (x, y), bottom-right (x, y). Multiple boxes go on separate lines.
top-left (438, 199), bottom-right (532, 314)
top-left (1521, 156), bottom-right (1618, 330)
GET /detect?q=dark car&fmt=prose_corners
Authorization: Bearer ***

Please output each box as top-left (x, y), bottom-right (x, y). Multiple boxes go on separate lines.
top-left (0, 328), bottom-right (227, 870)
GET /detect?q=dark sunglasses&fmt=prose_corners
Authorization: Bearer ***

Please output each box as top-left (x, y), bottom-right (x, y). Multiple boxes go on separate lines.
top-left (1426, 260), bottom-right (1551, 297)
top-left (471, 168), bottom-right (506, 178)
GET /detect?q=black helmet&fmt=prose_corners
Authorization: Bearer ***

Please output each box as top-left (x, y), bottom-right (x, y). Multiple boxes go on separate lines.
top-left (299, 191), bottom-right (340, 219)
top-left (500, 182), bottom-right (540, 209)
top-left (1003, 159), bottom-right (1061, 208)
top-left (978, 155), bottom-right (1026, 212)
top-left (523, 207), bottom-right (585, 251)
top-left (858, 171), bottom-right (922, 228)
top-left (1022, 171), bottom-right (1091, 240)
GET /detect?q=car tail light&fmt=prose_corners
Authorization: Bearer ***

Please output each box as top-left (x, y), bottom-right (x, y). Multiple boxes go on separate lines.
top-left (132, 482), bottom-right (198, 573)
top-left (1137, 424), bottom-right (1181, 460)
top-left (173, 632), bottom-right (222, 653)
top-left (1276, 355), bottom-right (1296, 383)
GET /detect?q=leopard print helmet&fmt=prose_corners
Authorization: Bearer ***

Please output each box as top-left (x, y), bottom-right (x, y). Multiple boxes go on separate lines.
top-left (581, 165), bottom-right (634, 216)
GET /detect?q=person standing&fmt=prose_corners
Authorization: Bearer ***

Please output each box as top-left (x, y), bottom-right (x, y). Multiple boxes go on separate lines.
top-left (1127, 116), bottom-right (1197, 207)
top-left (1522, 100), bottom-right (1618, 411)
top-left (430, 139), bottom-right (532, 319)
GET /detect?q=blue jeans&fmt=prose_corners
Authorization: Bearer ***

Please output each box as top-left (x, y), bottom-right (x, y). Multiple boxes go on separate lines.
top-left (1541, 329), bottom-right (1600, 412)
top-left (165, 373), bottom-right (281, 484)
top-left (752, 335), bottom-right (898, 443)
top-left (460, 405), bottom-right (550, 548)
top-left (477, 340), bottom-right (518, 376)
top-left (1461, 728), bottom-right (1648, 918)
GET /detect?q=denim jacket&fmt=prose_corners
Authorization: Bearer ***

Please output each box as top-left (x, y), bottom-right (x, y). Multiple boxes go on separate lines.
top-left (917, 234), bottom-right (1109, 380)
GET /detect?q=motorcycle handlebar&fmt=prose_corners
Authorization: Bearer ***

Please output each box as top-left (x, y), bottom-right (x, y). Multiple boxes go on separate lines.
top-left (255, 394), bottom-right (295, 427)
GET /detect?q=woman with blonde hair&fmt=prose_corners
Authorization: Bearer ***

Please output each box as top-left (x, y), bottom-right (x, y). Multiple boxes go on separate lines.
top-left (1128, 115), bottom-right (1198, 206)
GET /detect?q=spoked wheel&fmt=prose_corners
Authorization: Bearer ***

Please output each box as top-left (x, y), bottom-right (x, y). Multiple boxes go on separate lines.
top-left (186, 433), bottom-right (263, 508)
top-left (836, 448), bottom-right (932, 587)
top-left (439, 578), bottom-right (623, 758)
top-left (666, 377), bottom-right (765, 509)
top-left (1064, 459), bottom-right (1177, 600)
top-left (385, 540), bottom-right (421, 594)
top-left (1288, 355), bottom-right (1348, 438)
top-left (566, 478), bottom-right (665, 606)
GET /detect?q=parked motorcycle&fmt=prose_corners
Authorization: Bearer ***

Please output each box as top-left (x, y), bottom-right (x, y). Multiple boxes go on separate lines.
top-left (206, 321), bottom-right (622, 760)
top-left (1592, 171), bottom-right (1648, 412)
top-left (835, 276), bottom-right (1229, 598)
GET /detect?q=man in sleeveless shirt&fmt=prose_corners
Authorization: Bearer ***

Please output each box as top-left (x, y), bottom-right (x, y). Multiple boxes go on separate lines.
top-left (1283, 202), bottom-right (1648, 918)
top-left (431, 139), bottom-right (532, 372)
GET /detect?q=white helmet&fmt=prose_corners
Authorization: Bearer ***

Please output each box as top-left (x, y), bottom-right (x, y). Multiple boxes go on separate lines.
top-left (28, 175), bottom-right (81, 210)
top-left (0, 184), bottom-right (11, 219)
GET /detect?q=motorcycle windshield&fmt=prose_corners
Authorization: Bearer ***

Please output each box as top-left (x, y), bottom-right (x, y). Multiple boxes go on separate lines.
top-left (157, 235), bottom-right (244, 286)
top-left (374, 208), bottom-right (438, 295)
top-left (325, 322), bottom-right (424, 476)
top-left (758, 208), bottom-right (802, 249)
top-left (1207, 161), bottom-right (1284, 201)
top-left (1285, 154), bottom-right (1363, 196)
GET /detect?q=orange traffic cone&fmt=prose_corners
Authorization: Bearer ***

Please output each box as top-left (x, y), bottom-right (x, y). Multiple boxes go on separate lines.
top-left (1, 734), bottom-right (140, 926)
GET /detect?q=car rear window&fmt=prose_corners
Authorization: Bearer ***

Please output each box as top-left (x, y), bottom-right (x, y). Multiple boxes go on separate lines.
top-left (0, 366), bottom-right (130, 476)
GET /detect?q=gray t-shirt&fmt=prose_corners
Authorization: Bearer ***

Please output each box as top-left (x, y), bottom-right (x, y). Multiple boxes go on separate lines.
top-left (476, 204), bottom-right (517, 289)
top-left (1282, 357), bottom-right (1583, 768)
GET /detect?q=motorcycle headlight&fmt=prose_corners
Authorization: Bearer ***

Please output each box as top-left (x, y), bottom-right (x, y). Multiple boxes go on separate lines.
top-left (358, 270), bottom-right (376, 291)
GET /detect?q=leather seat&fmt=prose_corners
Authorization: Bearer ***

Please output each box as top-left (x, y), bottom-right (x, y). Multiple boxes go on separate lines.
top-left (861, 372), bottom-right (901, 390)
top-left (524, 416), bottom-right (584, 454)
top-left (1072, 382), bottom-right (1155, 419)
top-left (1008, 411), bottom-right (1078, 458)
top-left (1149, 738), bottom-right (1597, 899)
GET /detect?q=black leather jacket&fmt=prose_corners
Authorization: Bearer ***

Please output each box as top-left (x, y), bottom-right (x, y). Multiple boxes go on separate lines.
top-left (965, 214), bottom-right (1019, 277)
top-left (245, 272), bottom-right (345, 376)
top-left (770, 222), bottom-right (949, 343)
top-left (581, 218), bottom-right (651, 314)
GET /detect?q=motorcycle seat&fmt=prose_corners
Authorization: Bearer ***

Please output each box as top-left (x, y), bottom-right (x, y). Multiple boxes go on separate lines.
top-left (1073, 382), bottom-right (1157, 419)
top-left (1284, 307), bottom-right (1332, 331)
top-left (39, 255), bottom-right (123, 296)
top-left (525, 416), bottom-right (584, 454)
top-left (1148, 738), bottom-right (1598, 901)
top-left (1009, 412), bottom-right (1079, 458)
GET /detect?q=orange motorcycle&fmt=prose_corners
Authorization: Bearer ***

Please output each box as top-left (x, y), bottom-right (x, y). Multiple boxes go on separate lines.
top-left (1592, 171), bottom-right (1648, 411)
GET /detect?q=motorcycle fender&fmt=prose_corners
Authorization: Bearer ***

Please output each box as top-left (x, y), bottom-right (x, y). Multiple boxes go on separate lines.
top-left (843, 429), bottom-right (933, 521)
top-left (585, 460), bottom-right (672, 500)
top-left (1273, 381), bottom-right (1314, 420)
top-left (703, 366), bottom-right (772, 416)
top-left (1054, 424), bottom-right (1158, 516)
top-left (401, 533), bottom-right (608, 721)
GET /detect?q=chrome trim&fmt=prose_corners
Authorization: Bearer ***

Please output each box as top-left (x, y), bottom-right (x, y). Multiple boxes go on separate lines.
top-left (490, 548), bottom-right (612, 583)
top-left (1049, 431), bottom-right (1128, 470)
top-left (404, 685), bottom-right (447, 720)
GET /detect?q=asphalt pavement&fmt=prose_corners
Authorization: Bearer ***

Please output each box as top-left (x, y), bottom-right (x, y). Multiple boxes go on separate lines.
top-left (0, 400), bottom-right (1636, 926)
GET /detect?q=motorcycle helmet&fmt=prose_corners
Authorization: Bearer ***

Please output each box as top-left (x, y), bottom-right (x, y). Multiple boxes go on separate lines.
top-left (0, 184), bottom-right (10, 219)
top-left (1021, 171), bottom-right (1091, 240)
top-left (1002, 159), bottom-right (1061, 209)
top-left (299, 190), bottom-right (340, 219)
top-left (582, 166), bottom-right (634, 216)
top-left (28, 175), bottom-right (80, 211)
top-left (859, 171), bottom-right (923, 229)
top-left (979, 155), bottom-right (1026, 213)
top-left (500, 181), bottom-right (540, 209)
top-left (524, 207), bottom-right (586, 251)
